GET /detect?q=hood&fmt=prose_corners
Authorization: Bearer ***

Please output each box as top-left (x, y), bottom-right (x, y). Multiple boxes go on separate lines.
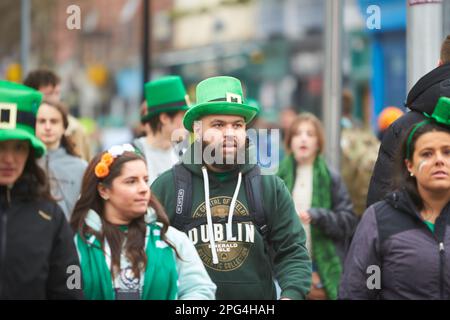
top-left (384, 189), bottom-right (422, 220)
top-left (0, 176), bottom-right (40, 206)
top-left (180, 141), bottom-right (258, 182)
top-left (406, 63), bottom-right (450, 115)
top-left (384, 188), bottom-right (450, 222)
top-left (84, 208), bottom-right (155, 233)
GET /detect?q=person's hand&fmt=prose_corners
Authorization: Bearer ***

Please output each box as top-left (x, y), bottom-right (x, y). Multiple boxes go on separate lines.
top-left (306, 272), bottom-right (327, 300)
top-left (298, 211), bottom-right (311, 225)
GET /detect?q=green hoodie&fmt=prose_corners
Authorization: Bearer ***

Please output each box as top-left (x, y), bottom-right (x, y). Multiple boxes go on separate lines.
top-left (151, 147), bottom-right (312, 300)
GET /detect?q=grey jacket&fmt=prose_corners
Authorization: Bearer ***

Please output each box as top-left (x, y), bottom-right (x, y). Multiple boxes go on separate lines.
top-left (339, 190), bottom-right (450, 300)
top-left (38, 148), bottom-right (87, 219)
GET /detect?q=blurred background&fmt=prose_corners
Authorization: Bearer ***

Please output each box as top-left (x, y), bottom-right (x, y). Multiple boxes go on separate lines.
top-left (1, 0), bottom-right (450, 156)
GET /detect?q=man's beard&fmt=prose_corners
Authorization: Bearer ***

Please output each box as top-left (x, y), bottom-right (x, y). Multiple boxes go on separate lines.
top-left (201, 139), bottom-right (246, 171)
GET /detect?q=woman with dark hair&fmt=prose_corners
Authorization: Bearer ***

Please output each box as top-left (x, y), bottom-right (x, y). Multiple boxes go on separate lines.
top-left (0, 81), bottom-right (82, 299)
top-left (339, 97), bottom-right (450, 300)
top-left (277, 113), bottom-right (357, 300)
top-left (36, 99), bottom-right (87, 219)
top-left (71, 144), bottom-right (215, 300)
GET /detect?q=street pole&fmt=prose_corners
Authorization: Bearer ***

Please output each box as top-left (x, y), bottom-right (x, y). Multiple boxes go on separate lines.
top-left (20, 0), bottom-right (31, 79)
top-left (142, 0), bottom-right (151, 99)
top-left (322, 0), bottom-right (343, 169)
top-left (407, 0), bottom-right (443, 92)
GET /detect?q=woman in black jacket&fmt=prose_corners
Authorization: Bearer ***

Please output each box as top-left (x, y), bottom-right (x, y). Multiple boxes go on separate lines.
top-left (340, 97), bottom-right (450, 300)
top-left (367, 35), bottom-right (450, 207)
top-left (0, 81), bottom-right (82, 299)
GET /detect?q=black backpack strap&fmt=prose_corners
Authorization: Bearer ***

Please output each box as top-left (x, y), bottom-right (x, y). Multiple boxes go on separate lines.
top-left (244, 166), bottom-right (269, 241)
top-left (172, 163), bottom-right (193, 232)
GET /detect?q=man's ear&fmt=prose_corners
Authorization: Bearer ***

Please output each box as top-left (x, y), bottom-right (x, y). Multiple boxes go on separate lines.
top-left (159, 112), bottom-right (170, 125)
top-left (438, 59), bottom-right (444, 67)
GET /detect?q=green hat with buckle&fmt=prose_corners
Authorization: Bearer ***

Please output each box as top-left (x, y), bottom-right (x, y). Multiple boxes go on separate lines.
top-left (141, 75), bottom-right (190, 122)
top-left (0, 80), bottom-right (46, 158)
top-left (183, 76), bottom-right (260, 132)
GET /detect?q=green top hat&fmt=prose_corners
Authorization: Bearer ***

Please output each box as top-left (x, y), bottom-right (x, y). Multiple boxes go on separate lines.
top-left (183, 76), bottom-right (260, 132)
top-left (141, 75), bottom-right (190, 122)
top-left (0, 80), bottom-right (46, 158)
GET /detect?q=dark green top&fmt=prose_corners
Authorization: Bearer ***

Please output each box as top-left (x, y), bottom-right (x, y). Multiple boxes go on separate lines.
top-left (151, 148), bottom-right (312, 300)
top-left (212, 171), bottom-right (232, 183)
top-left (424, 220), bottom-right (435, 233)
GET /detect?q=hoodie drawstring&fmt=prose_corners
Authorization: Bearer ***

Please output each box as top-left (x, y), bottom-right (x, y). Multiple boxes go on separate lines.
top-left (227, 172), bottom-right (242, 241)
top-left (202, 167), bottom-right (219, 264)
top-left (201, 166), bottom-right (242, 265)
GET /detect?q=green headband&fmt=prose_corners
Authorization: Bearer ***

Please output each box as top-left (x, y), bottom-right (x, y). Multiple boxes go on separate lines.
top-left (406, 119), bottom-right (431, 159)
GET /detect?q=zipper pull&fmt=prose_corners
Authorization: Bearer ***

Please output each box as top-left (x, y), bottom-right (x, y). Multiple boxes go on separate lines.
top-left (439, 242), bottom-right (445, 252)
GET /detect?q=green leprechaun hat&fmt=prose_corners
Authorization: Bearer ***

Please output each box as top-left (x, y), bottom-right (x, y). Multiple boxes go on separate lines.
top-left (141, 75), bottom-right (190, 122)
top-left (0, 80), bottom-right (46, 158)
top-left (183, 76), bottom-right (260, 132)
top-left (427, 96), bottom-right (450, 125)
top-left (406, 96), bottom-right (450, 158)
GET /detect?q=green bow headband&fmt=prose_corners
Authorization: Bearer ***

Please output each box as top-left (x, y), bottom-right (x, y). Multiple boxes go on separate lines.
top-left (406, 97), bottom-right (450, 159)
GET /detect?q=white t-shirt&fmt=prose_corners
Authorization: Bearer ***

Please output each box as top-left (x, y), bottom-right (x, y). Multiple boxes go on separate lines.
top-left (137, 137), bottom-right (181, 185)
top-left (292, 164), bottom-right (313, 256)
top-left (113, 249), bottom-right (142, 300)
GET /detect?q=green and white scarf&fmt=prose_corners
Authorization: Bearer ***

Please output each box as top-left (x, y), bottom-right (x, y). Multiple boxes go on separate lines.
top-left (75, 210), bottom-right (178, 300)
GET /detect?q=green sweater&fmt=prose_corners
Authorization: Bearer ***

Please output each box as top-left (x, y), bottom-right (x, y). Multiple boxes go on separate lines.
top-left (151, 156), bottom-right (312, 300)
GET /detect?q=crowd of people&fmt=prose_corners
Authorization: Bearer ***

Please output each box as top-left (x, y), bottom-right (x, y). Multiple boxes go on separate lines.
top-left (1, 35), bottom-right (450, 300)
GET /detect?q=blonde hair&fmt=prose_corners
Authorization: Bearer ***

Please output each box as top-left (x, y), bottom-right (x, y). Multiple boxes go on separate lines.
top-left (284, 113), bottom-right (325, 155)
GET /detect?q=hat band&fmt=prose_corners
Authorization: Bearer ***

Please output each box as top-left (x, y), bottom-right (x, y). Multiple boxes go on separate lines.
top-left (0, 110), bottom-right (35, 129)
top-left (208, 98), bottom-right (228, 102)
top-left (147, 100), bottom-right (187, 114)
top-left (17, 111), bottom-right (36, 127)
top-left (208, 93), bottom-right (243, 104)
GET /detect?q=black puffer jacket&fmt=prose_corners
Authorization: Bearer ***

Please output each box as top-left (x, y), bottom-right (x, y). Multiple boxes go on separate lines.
top-left (339, 190), bottom-right (450, 300)
top-left (0, 181), bottom-right (83, 299)
top-left (367, 63), bottom-right (450, 207)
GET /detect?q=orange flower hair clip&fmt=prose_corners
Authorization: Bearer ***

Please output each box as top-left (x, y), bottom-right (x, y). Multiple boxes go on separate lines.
top-left (94, 144), bottom-right (136, 178)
